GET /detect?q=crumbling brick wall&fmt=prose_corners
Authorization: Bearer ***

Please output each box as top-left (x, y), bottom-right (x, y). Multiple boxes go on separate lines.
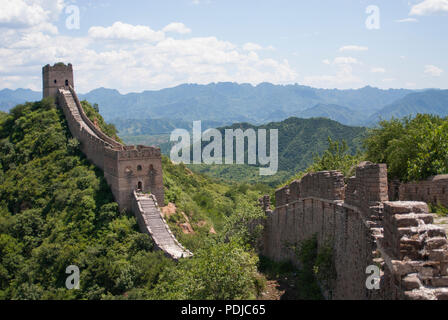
top-left (379, 201), bottom-right (448, 299)
top-left (397, 175), bottom-right (448, 208)
top-left (260, 162), bottom-right (448, 300)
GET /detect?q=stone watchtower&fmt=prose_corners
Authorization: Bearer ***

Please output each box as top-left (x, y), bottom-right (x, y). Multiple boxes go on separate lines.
top-left (42, 62), bottom-right (165, 211)
top-left (43, 63), bottom-right (74, 99)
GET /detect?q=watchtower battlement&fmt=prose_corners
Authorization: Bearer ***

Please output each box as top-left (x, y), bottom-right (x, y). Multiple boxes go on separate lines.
top-left (43, 63), bottom-right (74, 99)
top-left (44, 63), bottom-right (165, 211)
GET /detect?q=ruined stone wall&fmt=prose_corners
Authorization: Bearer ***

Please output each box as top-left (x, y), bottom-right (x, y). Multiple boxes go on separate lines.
top-left (395, 175), bottom-right (448, 208)
top-left (260, 162), bottom-right (448, 300)
top-left (379, 201), bottom-right (448, 299)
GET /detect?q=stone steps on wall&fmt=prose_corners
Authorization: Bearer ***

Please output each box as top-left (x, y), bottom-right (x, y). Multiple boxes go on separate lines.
top-left (59, 89), bottom-right (102, 141)
top-left (134, 193), bottom-right (192, 259)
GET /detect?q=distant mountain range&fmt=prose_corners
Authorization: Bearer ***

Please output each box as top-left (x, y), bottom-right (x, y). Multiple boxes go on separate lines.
top-left (367, 89), bottom-right (448, 124)
top-left (299, 103), bottom-right (365, 126)
top-left (0, 88), bottom-right (41, 111)
top-left (1, 83), bottom-right (447, 128)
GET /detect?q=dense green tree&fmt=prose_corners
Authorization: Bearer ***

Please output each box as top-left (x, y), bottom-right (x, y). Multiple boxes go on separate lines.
top-left (364, 114), bottom-right (448, 181)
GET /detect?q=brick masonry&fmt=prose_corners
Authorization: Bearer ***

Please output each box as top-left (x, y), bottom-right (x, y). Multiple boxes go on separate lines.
top-left (260, 161), bottom-right (448, 300)
top-left (42, 63), bottom-right (191, 259)
top-left (43, 63), bottom-right (164, 211)
top-left (389, 175), bottom-right (448, 208)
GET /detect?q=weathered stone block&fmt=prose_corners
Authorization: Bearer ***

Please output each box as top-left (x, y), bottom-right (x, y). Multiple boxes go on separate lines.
top-left (402, 273), bottom-right (422, 290)
top-left (430, 276), bottom-right (448, 287)
top-left (425, 237), bottom-right (447, 250)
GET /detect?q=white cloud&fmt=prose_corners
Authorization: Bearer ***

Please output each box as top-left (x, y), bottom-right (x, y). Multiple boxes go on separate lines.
top-left (88, 22), bottom-right (165, 42)
top-left (424, 64), bottom-right (444, 76)
top-left (162, 22), bottom-right (191, 34)
top-left (0, 20), bottom-right (298, 93)
top-left (333, 56), bottom-right (359, 65)
top-left (0, 0), bottom-right (64, 33)
top-left (243, 42), bottom-right (263, 51)
top-left (410, 0), bottom-right (448, 16)
top-left (339, 45), bottom-right (368, 52)
top-left (303, 57), bottom-right (362, 88)
top-left (395, 18), bottom-right (419, 23)
top-left (242, 42), bottom-right (275, 52)
top-left (370, 67), bottom-right (386, 73)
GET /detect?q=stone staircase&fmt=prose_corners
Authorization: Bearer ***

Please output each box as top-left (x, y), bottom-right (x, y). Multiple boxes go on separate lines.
top-left (59, 89), bottom-right (102, 141)
top-left (133, 191), bottom-right (192, 260)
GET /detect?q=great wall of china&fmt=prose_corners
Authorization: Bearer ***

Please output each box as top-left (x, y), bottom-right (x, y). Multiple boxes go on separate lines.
top-left (259, 162), bottom-right (448, 299)
top-left (43, 63), bottom-right (448, 299)
top-left (43, 63), bottom-right (191, 259)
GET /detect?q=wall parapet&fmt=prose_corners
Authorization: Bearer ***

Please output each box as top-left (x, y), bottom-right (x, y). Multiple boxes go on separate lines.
top-left (392, 175), bottom-right (448, 208)
top-left (56, 85), bottom-right (165, 211)
top-left (260, 162), bottom-right (448, 300)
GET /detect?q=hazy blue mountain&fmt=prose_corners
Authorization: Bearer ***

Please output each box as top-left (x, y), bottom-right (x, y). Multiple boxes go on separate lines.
top-left (0, 83), bottom-right (430, 126)
top-left (112, 117), bottom-right (229, 136)
top-left (0, 88), bottom-right (41, 111)
top-left (299, 103), bottom-right (365, 126)
top-left (77, 83), bottom-right (414, 124)
top-left (367, 89), bottom-right (448, 124)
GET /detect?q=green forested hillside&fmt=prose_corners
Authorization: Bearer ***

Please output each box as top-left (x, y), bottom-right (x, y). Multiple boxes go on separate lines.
top-left (185, 117), bottom-right (366, 185)
top-left (0, 98), bottom-right (267, 300)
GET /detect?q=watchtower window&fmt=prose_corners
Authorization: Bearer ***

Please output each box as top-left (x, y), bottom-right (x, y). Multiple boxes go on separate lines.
top-left (65, 79), bottom-right (69, 86)
top-left (137, 165), bottom-right (142, 171)
top-left (137, 181), bottom-right (143, 190)
top-left (54, 79), bottom-right (57, 84)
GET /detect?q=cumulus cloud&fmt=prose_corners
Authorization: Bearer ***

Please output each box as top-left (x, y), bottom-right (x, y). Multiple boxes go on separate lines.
top-left (0, 20), bottom-right (297, 92)
top-left (0, 0), bottom-right (64, 33)
top-left (339, 45), bottom-right (368, 52)
top-left (424, 64), bottom-right (444, 76)
top-left (162, 22), bottom-right (191, 34)
top-left (410, 0), bottom-right (448, 16)
top-left (88, 22), bottom-right (165, 42)
top-left (303, 57), bottom-right (362, 88)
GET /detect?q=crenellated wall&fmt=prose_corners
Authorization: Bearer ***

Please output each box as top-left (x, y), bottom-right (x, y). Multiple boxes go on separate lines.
top-left (392, 175), bottom-right (448, 208)
top-left (43, 63), bottom-right (165, 212)
top-left (260, 161), bottom-right (448, 300)
top-left (57, 87), bottom-right (165, 211)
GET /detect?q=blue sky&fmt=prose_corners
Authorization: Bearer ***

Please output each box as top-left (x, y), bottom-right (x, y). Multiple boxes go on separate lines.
top-left (0, 0), bottom-right (447, 93)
